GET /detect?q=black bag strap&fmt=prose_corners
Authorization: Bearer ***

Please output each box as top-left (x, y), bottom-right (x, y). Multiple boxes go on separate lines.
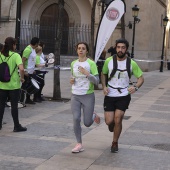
top-left (0, 53), bottom-right (15, 62)
top-left (108, 55), bottom-right (131, 82)
top-left (9, 53), bottom-right (17, 77)
top-left (108, 54), bottom-right (117, 81)
top-left (10, 64), bottom-right (17, 77)
top-left (126, 57), bottom-right (131, 79)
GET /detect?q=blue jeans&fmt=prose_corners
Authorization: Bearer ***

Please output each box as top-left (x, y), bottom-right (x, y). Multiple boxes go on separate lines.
top-left (0, 89), bottom-right (20, 127)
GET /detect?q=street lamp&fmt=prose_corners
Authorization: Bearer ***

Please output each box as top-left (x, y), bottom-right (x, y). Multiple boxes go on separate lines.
top-left (160, 16), bottom-right (169, 72)
top-left (131, 5), bottom-right (140, 58)
top-left (15, 0), bottom-right (21, 51)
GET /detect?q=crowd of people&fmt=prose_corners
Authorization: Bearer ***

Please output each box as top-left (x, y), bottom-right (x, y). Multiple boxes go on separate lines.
top-left (0, 37), bottom-right (144, 154)
top-left (0, 36), bottom-right (52, 132)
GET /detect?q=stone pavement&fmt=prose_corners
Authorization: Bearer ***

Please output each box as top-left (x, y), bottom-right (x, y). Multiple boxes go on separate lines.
top-left (1, 69), bottom-right (170, 170)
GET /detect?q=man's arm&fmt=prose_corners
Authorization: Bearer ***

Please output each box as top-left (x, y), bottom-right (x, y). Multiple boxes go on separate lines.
top-left (101, 72), bottom-right (109, 95)
top-left (22, 47), bottom-right (31, 70)
top-left (22, 57), bottom-right (27, 67)
top-left (128, 75), bottom-right (144, 94)
top-left (22, 57), bottom-right (29, 76)
top-left (18, 64), bottom-right (25, 83)
top-left (101, 72), bottom-right (107, 88)
top-left (135, 75), bottom-right (144, 88)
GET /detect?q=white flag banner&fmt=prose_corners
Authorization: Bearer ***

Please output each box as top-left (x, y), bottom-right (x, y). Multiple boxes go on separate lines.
top-left (94, 0), bottom-right (125, 62)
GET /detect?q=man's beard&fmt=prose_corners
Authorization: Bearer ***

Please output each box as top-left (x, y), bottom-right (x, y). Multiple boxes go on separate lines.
top-left (117, 51), bottom-right (126, 59)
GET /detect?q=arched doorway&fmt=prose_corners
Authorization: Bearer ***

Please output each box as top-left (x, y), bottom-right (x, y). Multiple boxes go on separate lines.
top-left (39, 3), bottom-right (69, 54)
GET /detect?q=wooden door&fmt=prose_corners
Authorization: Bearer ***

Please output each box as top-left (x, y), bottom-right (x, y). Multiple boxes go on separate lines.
top-left (39, 4), bottom-right (69, 54)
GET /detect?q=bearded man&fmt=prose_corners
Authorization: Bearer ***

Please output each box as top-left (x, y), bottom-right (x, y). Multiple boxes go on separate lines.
top-left (101, 38), bottom-right (144, 153)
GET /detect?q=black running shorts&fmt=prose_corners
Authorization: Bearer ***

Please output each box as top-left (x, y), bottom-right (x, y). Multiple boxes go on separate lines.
top-left (104, 95), bottom-right (131, 112)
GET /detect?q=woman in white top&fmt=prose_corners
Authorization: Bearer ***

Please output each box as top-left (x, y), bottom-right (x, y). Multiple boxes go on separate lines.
top-left (70, 42), bottom-right (100, 153)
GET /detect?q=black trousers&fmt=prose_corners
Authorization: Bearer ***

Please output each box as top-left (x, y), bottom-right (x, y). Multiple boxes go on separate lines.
top-left (0, 89), bottom-right (20, 127)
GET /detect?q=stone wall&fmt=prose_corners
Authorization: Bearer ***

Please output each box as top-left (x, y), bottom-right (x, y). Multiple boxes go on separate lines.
top-left (0, 0), bottom-right (16, 42)
top-left (0, 21), bottom-right (16, 43)
top-left (124, 0), bottom-right (167, 71)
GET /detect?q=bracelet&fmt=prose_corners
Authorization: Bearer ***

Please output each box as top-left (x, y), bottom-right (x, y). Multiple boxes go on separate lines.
top-left (134, 85), bottom-right (139, 91)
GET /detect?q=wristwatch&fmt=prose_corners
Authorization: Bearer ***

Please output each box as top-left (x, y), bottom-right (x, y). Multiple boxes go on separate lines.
top-left (134, 85), bottom-right (139, 91)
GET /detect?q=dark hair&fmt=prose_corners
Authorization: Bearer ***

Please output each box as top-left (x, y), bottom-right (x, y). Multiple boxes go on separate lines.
top-left (1, 37), bottom-right (17, 57)
top-left (39, 41), bottom-right (45, 48)
top-left (126, 51), bottom-right (130, 57)
top-left (30, 37), bottom-right (39, 46)
top-left (0, 43), bottom-right (4, 52)
top-left (115, 38), bottom-right (129, 49)
top-left (75, 42), bottom-right (89, 53)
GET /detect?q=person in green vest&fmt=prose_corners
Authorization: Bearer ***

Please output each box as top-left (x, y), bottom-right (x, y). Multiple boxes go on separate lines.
top-left (0, 37), bottom-right (27, 132)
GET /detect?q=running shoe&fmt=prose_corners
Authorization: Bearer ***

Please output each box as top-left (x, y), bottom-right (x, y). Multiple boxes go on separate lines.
top-left (72, 143), bottom-right (84, 153)
top-left (111, 141), bottom-right (118, 153)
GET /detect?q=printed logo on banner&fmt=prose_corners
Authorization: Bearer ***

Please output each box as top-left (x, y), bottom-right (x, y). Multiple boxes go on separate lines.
top-left (106, 8), bottom-right (119, 21)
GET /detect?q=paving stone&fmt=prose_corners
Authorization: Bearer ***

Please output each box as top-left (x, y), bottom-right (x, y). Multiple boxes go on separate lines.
top-left (149, 104), bottom-right (170, 111)
top-left (158, 96), bottom-right (170, 101)
top-left (119, 131), bottom-right (170, 147)
top-left (94, 148), bottom-right (170, 170)
top-left (25, 121), bottom-right (91, 139)
top-left (154, 99), bottom-right (170, 105)
top-left (0, 161), bottom-right (35, 170)
top-left (142, 111), bottom-right (170, 119)
top-left (44, 109), bottom-right (73, 123)
top-left (128, 121), bottom-right (170, 133)
top-left (0, 136), bottom-right (69, 159)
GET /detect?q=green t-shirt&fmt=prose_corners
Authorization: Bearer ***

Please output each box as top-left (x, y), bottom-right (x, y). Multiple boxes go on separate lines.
top-left (36, 55), bottom-right (40, 65)
top-left (102, 56), bottom-right (143, 78)
top-left (22, 45), bottom-right (32, 69)
top-left (0, 51), bottom-right (22, 90)
top-left (102, 56), bottom-right (143, 97)
top-left (71, 58), bottom-right (98, 95)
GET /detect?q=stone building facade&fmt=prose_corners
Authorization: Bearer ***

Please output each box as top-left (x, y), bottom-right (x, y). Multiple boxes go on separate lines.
top-left (0, 0), bottom-right (169, 71)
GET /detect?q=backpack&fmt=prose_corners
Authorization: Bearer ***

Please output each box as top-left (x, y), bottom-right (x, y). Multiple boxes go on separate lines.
top-left (0, 53), bottom-right (16, 82)
top-left (106, 55), bottom-right (131, 84)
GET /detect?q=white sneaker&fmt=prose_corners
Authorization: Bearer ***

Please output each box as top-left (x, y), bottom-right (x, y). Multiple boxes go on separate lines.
top-left (72, 143), bottom-right (84, 153)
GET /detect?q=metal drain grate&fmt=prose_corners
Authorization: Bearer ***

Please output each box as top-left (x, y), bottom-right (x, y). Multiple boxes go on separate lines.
top-left (123, 116), bottom-right (131, 120)
top-left (150, 144), bottom-right (170, 151)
